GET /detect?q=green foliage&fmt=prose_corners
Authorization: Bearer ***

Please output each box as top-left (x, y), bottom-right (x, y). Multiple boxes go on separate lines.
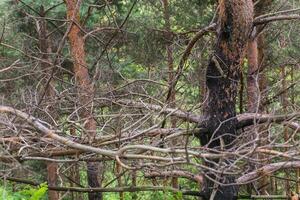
top-left (102, 191), bottom-right (183, 200)
top-left (0, 183), bottom-right (47, 200)
top-left (21, 183), bottom-right (48, 200)
top-left (174, 191), bottom-right (183, 200)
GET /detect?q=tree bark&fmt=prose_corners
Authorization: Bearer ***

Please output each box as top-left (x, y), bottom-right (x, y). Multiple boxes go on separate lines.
top-left (247, 39), bottom-right (259, 112)
top-left (246, 0), bottom-right (273, 194)
top-left (65, 1), bottom-right (102, 200)
top-left (46, 162), bottom-right (59, 200)
top-left (281, 66), bottom-right (291, 195)
top-left (131, 168), bottom-right (138, 200)
top-left (198, 1), bottom-right (254, 199)
top-left (70, 126), bottom-right (84, 200)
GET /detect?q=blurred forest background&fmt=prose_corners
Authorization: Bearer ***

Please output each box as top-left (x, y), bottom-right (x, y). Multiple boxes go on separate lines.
top-left (0, 0), bottom-right (300, 199)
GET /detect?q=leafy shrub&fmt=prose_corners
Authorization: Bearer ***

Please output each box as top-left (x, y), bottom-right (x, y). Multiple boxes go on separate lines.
top-left (0, 183), bottom-right (48, 200)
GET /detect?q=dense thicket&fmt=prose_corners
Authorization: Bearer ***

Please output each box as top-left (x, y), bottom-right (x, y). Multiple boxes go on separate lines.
top-left (0, 0), bottom-right (300, 200)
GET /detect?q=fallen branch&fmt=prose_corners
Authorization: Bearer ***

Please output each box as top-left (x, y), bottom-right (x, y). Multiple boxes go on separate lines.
top-left (114, 99), bottom-right (203, 123)
top-left (236, 112), bottom-right (300, 130)
top-left (1, 105), bottom-right (299, 162)
top-left (254, 14), bottom-right (300, 25)
top-left (236, 161), bottom-right (300, 184)
top-left (106, 99), bottom-right (300, 132)
top-left (0, 106), bottom-right (216, 161)
top-left (145, 170), bottom-right (203, 183)
top-left (0, 106), bottom-right (116, 157)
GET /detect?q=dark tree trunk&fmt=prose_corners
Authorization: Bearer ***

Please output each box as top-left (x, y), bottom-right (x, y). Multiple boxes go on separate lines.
top-left (198, 1), bottom-right (254, 199)
top-left (87, 163), bottom-right (102, 200)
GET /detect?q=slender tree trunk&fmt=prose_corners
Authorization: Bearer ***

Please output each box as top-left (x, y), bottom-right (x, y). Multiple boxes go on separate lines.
top-left (297, 169), bottom-right (300, 194)
top-left (292, 65), bottom-right (300, 195)
top-left (246, 37), bottom-right (260, 195)
top-left (46, 162), bottom-right (59, 200)
top-left (198, 1), bottom-right (253, 199)
top-left (69, 163), bottom-right (83, 200)
top-left (247, 39), bottom-right (259, 112)
top-left (70, 126), bottom-right (83, 200)
top-left (116, 162), bottom-right (124, 200)
top-left (246, 0), bottom-right (272, 194)
top-left (38, 6), bottom-right (59, 200)
top-left (131, 168), bottom-right (138, 200)
top-left (247, 34), bottom-right (269, 196)
top-left (281, 66), bottom-right (291, 195)
top-left (65, 1), bottom-right (102, 200)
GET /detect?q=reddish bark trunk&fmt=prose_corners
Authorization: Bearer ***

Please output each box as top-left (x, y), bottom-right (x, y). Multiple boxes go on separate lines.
top-left (46, 162), bottom-right (59, 200)
top-left (65, 1), bottom-right (102, 200)
top-left (199, 1), bottom-right (254, 199)
top-left (247, 39), bottom-right (259, 112)
top-left (247, 35), bottom-right (270, 196)
top-left (246, 1), bottom-right (272, 194)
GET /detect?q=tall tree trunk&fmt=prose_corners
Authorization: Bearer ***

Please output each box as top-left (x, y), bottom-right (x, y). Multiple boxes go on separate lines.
top-left (199, 0), bottom-right (253, 199)
top-left (246, 0), bottom-right (272, 194)
top-left (292, 65), bottom-right (300, 195)
top-left (70, 126), bottom-right (83, 200)
top-left (131, 168), bottom-right (138, 200)
top-left (65, 1), bottom-right (102, 200)
top-left (247, 33), bottom-right (269, 196)
top-left (116, 162), bottom-right (124, 200)
top-left (281, 66), bottom-right (291, 195)
top-left (46, 162), bottom-right (59, 200)
top-left (247, 0), bottom-right (272, 112)
top-left (38, 6), bottom-right (59, 200)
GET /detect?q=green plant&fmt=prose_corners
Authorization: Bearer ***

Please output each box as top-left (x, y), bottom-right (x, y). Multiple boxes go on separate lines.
top-left (19, 183), bottom-right (48, 200)
top-left (0, 183), bottom-right (48, 200)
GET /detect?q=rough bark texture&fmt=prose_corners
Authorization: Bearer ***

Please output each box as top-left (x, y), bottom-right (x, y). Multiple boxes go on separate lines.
top-left (46, 162), bottom-right (59, 200)
top-left (199, 1), bottom-right (254, 199)
top-left (65, 1), bottom-right (102, 200)
top-left (247, 39), bottom-right (259, 112)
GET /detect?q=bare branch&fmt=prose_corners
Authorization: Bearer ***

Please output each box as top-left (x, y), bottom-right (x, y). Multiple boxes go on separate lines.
top-left (237, 161), bottom-right (300, 184)
top-left (254, 14), bottom-right (300, 25)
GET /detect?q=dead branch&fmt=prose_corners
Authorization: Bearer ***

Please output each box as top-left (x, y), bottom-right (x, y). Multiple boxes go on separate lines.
top-left (237, 161), bottom-right (300, 184)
